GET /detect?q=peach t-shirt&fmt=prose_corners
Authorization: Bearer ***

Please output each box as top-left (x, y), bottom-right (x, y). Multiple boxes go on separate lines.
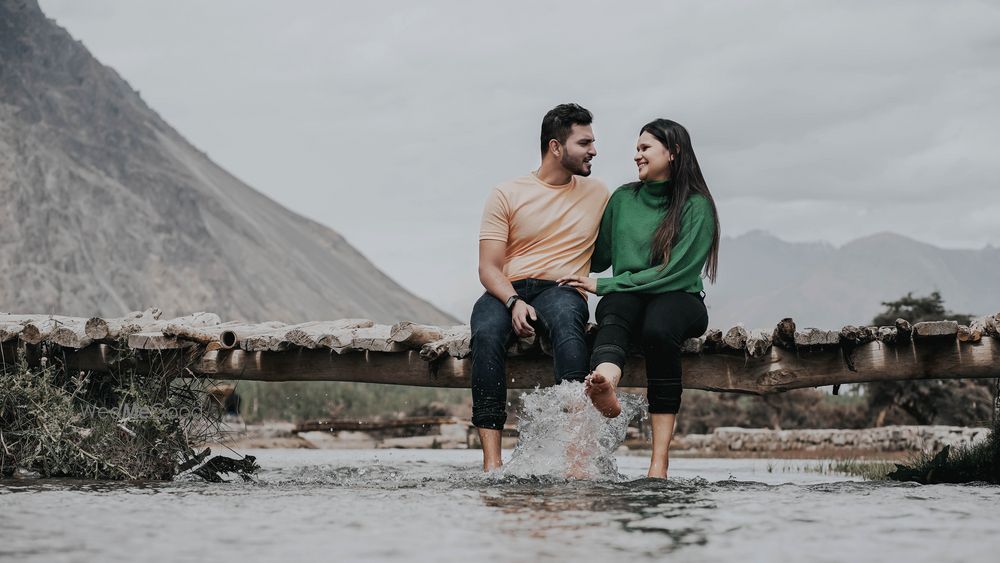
top-left (479, 173), bottom-right (610, 282)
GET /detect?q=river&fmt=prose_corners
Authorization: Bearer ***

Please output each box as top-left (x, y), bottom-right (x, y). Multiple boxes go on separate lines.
top-left (3, 449), bottom-right (999, 562)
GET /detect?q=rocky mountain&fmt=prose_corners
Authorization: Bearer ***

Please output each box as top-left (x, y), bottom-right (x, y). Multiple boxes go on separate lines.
top-left (708, 230), bottom-right (1000, 329)
top-left (0, 0), bottom-right (455, 325)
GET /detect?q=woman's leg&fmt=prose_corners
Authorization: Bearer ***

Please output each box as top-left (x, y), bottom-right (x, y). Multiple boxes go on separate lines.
top-left (640, 292), bottom-right (709, 478)
top-left (648, 413), bottom-right (676, 478)
top-left (588, 293), bottom-right (645, 417)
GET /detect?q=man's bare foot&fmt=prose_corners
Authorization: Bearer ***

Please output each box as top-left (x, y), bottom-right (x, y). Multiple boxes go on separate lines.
top-left (585, 372), bottom-right (621, 418)
top-left (478, 428), bottom-right (503, 472)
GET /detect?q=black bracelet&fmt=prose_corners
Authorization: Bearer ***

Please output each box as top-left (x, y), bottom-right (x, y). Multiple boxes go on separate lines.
top-left (505, 295), bottom-right (521, 311)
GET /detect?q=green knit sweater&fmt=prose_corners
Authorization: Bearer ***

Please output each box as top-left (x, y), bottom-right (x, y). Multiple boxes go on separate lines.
top-left (591, 180), bottom-right (715, 295)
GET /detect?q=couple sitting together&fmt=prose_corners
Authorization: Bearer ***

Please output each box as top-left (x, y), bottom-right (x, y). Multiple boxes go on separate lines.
top-left (471, 103), bottom-right (721, 479)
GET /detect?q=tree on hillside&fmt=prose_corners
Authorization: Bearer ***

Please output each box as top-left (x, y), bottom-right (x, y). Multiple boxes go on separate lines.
top-left (871, 291), bottom-right (972, 327)
top-left (867, 292), bottom-right (992, 427)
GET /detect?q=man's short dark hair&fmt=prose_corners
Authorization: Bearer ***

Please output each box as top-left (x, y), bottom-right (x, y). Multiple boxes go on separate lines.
top-left (540, 103), bottom-right (593, 156)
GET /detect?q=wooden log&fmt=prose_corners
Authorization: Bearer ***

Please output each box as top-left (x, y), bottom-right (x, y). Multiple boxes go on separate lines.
top-left (745, 329), bottom-right (772, 358)
top-left (876, 326), bottom-right (897, 342)
top-left (794, 328), bottom-right (839, 347)
top-left (838, 325), bottom-right (869, 372)
top-left (165, 321), bottom-right (287, 349)
top-left (967, 317), bottom-right (988, 343)
top-left (241, 322), bottom-right (312, 352)
top-left (419, 340), bottom-right (449, 361)
top-left (703, 329), bottom-right (724, 352)
top-left (285, 320), bottom-right (373, 349)
top-left (723, 325), bottom-right (748, 351)
top-left (958, 325), bottom-right (975, 343)
top-left (50, 320), bottom-right (92, 349)
top-left (389, 322), bottom-right (450, 348)
top-left (186, 337), bottom-right (1000, 394)
top-left (913, 320), bottom-right (959, 338)
top-left (895, 318), bottom-right (913, 343)
top-left (772, 318), bottom-right (796, 350)
top-left (982, 313), bottom-right (1000, 338)
top-left (20, 316), bottom-right (89, 345)
top-left (0, 314), bottom-right (47, 326)
top-left (681, 336), bottom-right (705, 354)
top-left (446, 331), bottom-right (472, 359)
top-left (294, 416), bottom-right (462, 433)
top-left (323, 329), bottom-right (359, 354)
top-left (421, 327), bottom-right (473, 361)
top-left (839, 325), bottom-right (865, 345)
top-left (164, 320), bottom-right (244, 343)
top-left (349, 325), bottom-right (406, 353)
top-left (0, 321), bottom-right (27, 343)
top-left (127, 331), bottom-right (191, 350)
top-left (124, 313), bottom-right (221, 350)
top-left (85, 308), bottom-right (162, 340)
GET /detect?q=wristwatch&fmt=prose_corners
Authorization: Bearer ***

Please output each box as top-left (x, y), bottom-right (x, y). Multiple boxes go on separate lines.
top-left (505, 295), bottom-right (522, 311)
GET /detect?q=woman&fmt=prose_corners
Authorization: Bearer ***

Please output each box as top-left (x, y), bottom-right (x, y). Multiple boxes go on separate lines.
top-left (558, 118), bottom-right (720, 478)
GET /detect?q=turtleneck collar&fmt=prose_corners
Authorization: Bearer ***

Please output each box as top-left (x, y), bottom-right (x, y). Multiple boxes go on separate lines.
top-left (639, 178), bottom-right (673, 202)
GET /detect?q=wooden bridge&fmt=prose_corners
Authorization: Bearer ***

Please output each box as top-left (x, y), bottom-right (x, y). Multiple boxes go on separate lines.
top-left (2, 309), bottom-right (999, 394)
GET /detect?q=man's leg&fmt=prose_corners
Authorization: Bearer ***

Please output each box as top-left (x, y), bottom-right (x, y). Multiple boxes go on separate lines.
top-left (528, 283), bottom-right (591, 478)
top-left (529, 284), bottom-right (590, 383)
top-left (470, 292), bottom-right (515, 471)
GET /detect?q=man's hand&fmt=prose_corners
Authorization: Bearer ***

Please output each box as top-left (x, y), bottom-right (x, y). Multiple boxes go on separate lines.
top-left (557, 275), bottom-right (597, 294)
top-left (511, 300), bottom-right (537, 337)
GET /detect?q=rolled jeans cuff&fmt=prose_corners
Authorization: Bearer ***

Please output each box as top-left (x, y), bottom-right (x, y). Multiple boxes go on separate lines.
top-left (471, 412), bottom-right (507, 430)
top-left (590, 343), bottom-right (627, 371)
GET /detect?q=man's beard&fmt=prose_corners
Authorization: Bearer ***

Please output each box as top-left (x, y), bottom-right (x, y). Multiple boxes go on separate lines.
top-left (561, 152), bottom-right (591, 177)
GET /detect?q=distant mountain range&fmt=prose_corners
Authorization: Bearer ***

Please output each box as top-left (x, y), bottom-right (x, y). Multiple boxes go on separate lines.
top-left (0, 0), bottom-right (455, 324)
top-left (707, 230), bottom-right (1000, 329)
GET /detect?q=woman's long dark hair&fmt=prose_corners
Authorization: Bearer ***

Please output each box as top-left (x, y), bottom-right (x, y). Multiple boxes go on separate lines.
top-left (636, 119), bottom-right (720, 282)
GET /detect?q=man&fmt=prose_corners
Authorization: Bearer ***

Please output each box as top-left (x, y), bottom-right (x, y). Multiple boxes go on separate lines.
top-left (471, 103), bottom-right (610, 471)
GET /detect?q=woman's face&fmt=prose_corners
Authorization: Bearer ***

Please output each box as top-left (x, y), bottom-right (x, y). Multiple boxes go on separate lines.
top-left (635, 131), bottom-right (673, 181)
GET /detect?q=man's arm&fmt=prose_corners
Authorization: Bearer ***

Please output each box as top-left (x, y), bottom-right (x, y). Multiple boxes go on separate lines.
top-left (479, 240), bottom-right (536, 337)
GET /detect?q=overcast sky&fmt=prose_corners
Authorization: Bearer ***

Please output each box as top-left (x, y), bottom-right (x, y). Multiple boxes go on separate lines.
top-left (40, 0), bottom-right (1000, 319)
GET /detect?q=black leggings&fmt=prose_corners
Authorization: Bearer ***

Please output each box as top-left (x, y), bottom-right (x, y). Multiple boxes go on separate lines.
top-left (591, 291), bottom-right (708, 414)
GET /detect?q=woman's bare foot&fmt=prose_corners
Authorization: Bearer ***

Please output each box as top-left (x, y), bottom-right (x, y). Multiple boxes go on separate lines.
top-left (647, 460), bottom-right (668, 479)
top-left (585, 372), bottom-right (621, 418)
top-left (647, 413), bottom-right (675, 479)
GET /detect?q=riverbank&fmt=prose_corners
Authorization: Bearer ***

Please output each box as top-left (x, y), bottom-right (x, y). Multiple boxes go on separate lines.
top-left (211, 422), bottom-right (988, 460)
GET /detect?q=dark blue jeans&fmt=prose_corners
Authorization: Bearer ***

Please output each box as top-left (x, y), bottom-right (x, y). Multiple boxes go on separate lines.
top-left (470, 279), bottom-right (589, 429)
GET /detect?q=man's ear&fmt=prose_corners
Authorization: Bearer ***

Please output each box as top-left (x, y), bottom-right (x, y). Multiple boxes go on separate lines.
top-left (549, 138), bottom-right (561, 158)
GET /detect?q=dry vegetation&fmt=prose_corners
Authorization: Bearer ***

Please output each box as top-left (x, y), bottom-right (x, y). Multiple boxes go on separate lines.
top-left (0, 343), bottom-right (255, 481)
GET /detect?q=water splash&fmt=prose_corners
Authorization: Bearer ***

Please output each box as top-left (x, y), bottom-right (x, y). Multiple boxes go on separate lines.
top-left (501, 381), bottom-right (646, 481)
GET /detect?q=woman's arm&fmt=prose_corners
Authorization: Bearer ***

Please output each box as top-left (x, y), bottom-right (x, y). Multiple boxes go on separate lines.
top-left (590, 201), bottom-right (614, 274)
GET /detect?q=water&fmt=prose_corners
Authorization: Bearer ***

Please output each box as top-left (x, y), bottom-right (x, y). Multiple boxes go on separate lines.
top-left (504, 381), bottom-right (646, 479)
top-left (4, 383), bottom-right (1000, 562)
top-left (4, 450), bottom-right (1000, 562)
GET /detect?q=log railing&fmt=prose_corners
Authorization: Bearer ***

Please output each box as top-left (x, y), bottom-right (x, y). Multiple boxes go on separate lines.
top-left (2, 309), bottom-right (999, 394)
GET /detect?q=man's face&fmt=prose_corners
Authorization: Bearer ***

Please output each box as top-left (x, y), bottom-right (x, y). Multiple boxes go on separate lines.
top-left (559, 124), bottom-right (597, 177)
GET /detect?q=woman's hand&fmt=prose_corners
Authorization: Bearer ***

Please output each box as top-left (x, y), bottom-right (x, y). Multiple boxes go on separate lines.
top-left (557, 275), bottom-right (597, 294)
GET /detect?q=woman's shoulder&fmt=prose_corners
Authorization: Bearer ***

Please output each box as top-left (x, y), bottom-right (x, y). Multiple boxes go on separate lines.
top-left (684, 193), bottom-right (712, 211)
top-left (609, 182), bottom-right (641, 201)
